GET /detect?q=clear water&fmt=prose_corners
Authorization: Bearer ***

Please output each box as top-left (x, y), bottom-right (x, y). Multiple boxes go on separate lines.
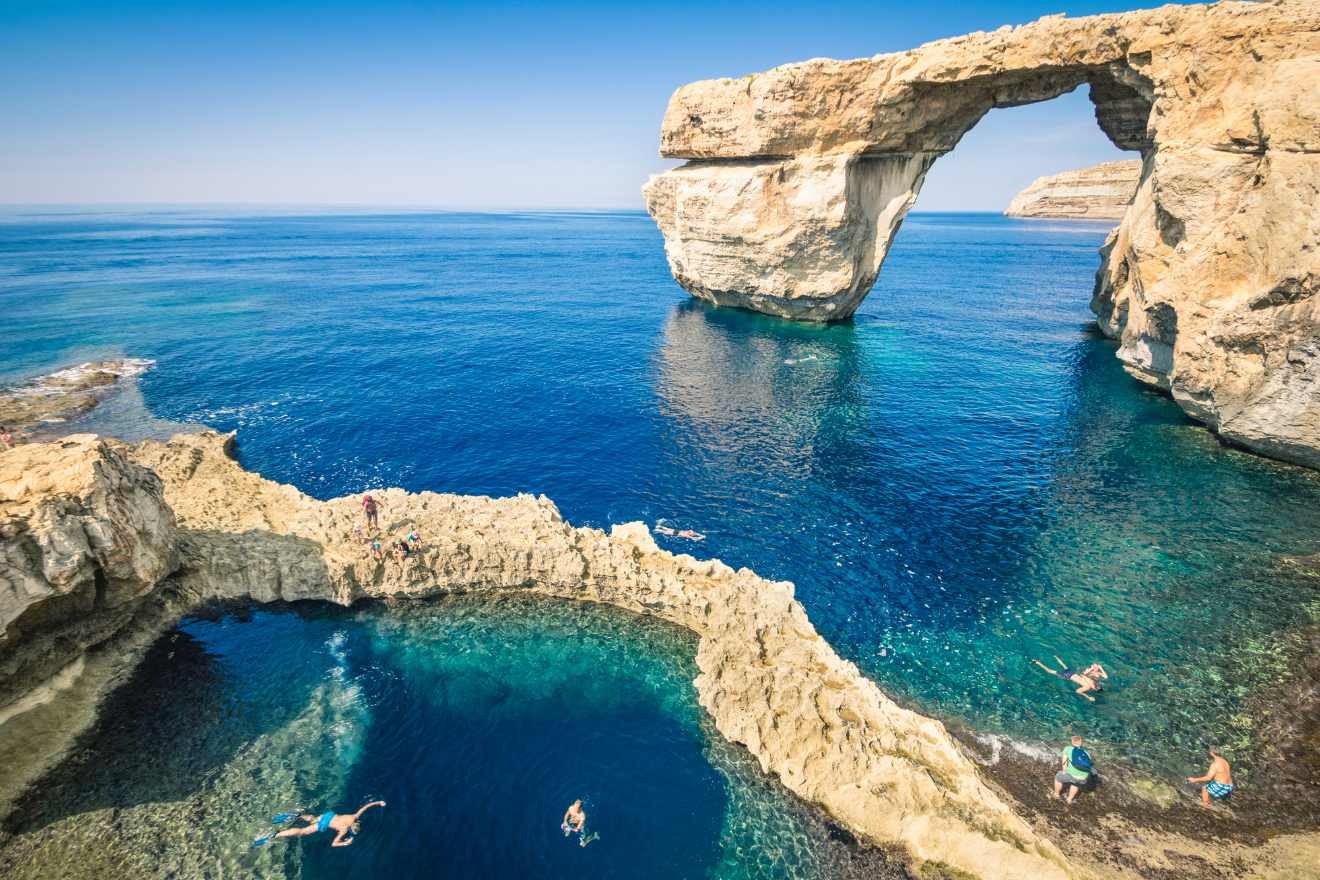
top-left (2, 207), bottom-right (1319, 797)
top-left (1, 598), bottom-right (858, 879)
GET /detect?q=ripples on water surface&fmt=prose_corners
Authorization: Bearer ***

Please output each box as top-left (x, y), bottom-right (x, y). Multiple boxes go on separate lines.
top-left (2, 208), bottom-right (1320, 866)
top-left (1, 599), bottom-right (867, 879)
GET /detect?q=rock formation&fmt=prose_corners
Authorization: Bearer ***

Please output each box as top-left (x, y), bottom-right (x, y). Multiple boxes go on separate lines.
top-left (643, 0), bottom-right (1320, 469)
top-left (0, 360), bottom-right (155, 437)
top-left (1, 432), bottom-right (1070, 879)
top-left (1005, 160), bottom-right (1142, 219)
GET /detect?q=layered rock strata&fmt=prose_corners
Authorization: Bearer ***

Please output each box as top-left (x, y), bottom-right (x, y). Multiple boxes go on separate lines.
top-left (1005, 160), bottom-right (1142, 219)
top-left (643, 0), bottom-right (1320, 469)
top-left (0, 432), bottom-right (1071, 879)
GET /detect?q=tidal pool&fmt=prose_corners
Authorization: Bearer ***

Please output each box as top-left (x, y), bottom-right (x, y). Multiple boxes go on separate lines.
top-left (0, 596), bottom-right (895, 880)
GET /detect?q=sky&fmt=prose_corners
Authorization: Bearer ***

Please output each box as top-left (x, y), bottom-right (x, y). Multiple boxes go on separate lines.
top-left (0, 1), bottom-right (1179, 211)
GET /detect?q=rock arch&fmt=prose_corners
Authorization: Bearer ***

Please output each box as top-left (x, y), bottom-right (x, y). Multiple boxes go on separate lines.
top-left (643, 0), bottom-right (1320, 469)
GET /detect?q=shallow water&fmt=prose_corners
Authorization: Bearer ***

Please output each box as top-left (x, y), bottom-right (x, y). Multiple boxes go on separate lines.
top-left (2, 207), bottom-right (1319, 792)
top-left (1, 598), bottom-right (884, 880)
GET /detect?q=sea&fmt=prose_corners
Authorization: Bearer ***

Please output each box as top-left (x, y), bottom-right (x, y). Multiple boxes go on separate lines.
top-left (1, 207), bottom-right (1318, 878)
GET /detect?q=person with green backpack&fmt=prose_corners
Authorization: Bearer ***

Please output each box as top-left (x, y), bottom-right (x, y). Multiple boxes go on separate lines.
top-left (1054, 734), bottom-right (1094, 804)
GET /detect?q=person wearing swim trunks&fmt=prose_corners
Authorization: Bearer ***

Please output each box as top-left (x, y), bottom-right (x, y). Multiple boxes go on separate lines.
top-left (1031, 655), bottom-right (1107, 702)
top-left (274, 801), bottom-right (386, 847)
top-left (1053, 735), bottom-right (1093, 804)
top-left (362, 494), bottom-right (380, 529)
top-left (1188, 747), bottom-right (1234, 807)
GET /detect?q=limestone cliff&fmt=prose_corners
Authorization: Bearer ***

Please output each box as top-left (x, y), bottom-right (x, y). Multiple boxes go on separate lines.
top-left (642, 0), bottom-right (1320, 469)
top-left (1, 433), bottom-right (1069, 879)
top-left (1005, 160), bottom-right (1142, 219)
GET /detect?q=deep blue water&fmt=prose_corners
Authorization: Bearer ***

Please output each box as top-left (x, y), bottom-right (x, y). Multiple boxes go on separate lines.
top-left (3, 208), bottom-right (1320, 875)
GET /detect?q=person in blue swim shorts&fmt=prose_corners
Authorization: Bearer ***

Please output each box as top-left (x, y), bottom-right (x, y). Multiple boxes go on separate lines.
top-left (1188, 747), bottom-right (1234, 807)
top-left (272, 800), bottom-right (386, 847)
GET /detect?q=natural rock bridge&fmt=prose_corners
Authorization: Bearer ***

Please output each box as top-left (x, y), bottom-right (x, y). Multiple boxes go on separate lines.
top-left (643, 0), bottom-right (1320, 469)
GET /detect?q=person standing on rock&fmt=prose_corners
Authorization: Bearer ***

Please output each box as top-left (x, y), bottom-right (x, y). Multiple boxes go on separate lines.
top-left (1054, 735), bottom-right (1094, 804)
top-left (1188, 747), bottom-right (1234, 807)
top-left (362, 494), bottom-right (381, 529)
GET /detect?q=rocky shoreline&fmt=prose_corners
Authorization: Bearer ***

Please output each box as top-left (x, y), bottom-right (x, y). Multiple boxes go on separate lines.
top-left (0, 359), bottom-right (154, 440)
top-left (2, 431), bottom-right (1318, 879)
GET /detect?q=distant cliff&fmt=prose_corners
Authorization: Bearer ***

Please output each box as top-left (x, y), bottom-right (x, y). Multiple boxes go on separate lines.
top-left (1005, 160), bottom-right (1141, 219)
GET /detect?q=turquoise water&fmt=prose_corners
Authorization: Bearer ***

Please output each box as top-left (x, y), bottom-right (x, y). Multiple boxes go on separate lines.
top-left (2, 207), bottom-right (1319, 794)
top-left (2, 598), bottom-right (878, 879)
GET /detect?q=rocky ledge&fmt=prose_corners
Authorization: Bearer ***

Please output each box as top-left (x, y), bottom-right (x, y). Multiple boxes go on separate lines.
top-left (5, 433), bottom-right (1320, 879)
top-left (1005, 161), bottom-right (1142, 220)
top-left (643, 0), bottom-right (1320, 470)
top-left (2, 432), bottom-right (1068, 880)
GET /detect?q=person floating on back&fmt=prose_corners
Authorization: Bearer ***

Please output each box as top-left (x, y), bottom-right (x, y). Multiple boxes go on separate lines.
top-left (561, 799), bottom-right (598, 847)
top-left (362, 494), bottom-right (381, 529)
top-left (254, 801), bottom-right (386, 848)
top-left (1188, 747), bottom-right (1233, 807)
top-left (1054, 735), bottom-right (1094, 804)
top-left (1032, 655), bottom-right (1108, 702)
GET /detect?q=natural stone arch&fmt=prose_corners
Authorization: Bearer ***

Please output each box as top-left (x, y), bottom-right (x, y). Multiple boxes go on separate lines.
top-left (644, 0), bottom-right (1320, 469)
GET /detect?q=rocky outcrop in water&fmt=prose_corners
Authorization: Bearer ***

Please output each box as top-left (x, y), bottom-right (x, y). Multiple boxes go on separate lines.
top-left (0, 360), bottom-right (154, 438)
top-left (643, 0), bottom-right (1320, 470)
top-left (0, 432), bottom-right (1070, 879)
top-left (1005, 161), bottom-right (1141, 220)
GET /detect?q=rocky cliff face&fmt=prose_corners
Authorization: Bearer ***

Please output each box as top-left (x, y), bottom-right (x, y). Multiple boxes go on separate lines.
top-left (643, 0), bottom-right (1320, 470)
top-left (1005, 160), bottom-right (1142, 219)
top-left (0, 433), bottom-right (1069, 880)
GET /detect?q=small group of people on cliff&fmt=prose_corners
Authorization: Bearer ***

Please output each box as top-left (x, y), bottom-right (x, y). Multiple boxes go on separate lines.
top-left (355, 494), bottom-right (423, 564)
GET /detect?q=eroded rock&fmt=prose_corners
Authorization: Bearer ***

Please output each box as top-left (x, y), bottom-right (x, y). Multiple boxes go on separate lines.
top-left (1006, 160), bottom-right (1142, 219)
top-left (643, 0), bottom-right (1320, 469)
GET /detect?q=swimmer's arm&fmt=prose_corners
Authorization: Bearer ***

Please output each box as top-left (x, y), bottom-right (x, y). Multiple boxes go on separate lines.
top-left (331, 829), bottom-right (353, 847)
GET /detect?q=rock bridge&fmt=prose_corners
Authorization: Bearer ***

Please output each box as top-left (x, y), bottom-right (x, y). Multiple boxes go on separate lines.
top-left (643, 0), bottom-right (1320, 468)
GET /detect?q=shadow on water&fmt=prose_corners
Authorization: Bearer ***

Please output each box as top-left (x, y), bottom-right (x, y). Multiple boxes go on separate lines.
top-left (2, 622), bottom-right (319, 836)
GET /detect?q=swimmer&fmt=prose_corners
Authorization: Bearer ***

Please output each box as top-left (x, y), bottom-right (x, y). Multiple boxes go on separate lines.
top-left (1188, 747), bottom-right (1234, 807)
top-left (654, 522), bottom-right (706, 541)
top-left (258, 801), bottom-right (386, 848)
top-left (362, 494), bottom-right (381, 529)
top-left (562, 799), bottom-right (586, 834)
top-left (1032, 655), bottom-right (1108, 702)
top-left (784, 354), bottom-right (819, 365)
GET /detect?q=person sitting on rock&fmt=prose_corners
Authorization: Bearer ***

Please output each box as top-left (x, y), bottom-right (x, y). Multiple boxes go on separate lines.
top-left (1032, 655), bottom-right (1107, 701)
top-left (369, 538), bottom-right (384, 561)
top-left (406, 530), bottom-right (422, 549)
top-left (394, 539), bottom-right (411, 561)
top-left (1054, 735), bottom-right (1094, 804)
top-left (0, 426), bottom-right (13, 450)
top-left (1188, 747), bottom-right (1234, 807)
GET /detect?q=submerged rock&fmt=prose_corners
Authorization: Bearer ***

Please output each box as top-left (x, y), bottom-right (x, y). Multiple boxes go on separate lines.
top-left (1005, 161), bottom-right (1142, 220)
top-left (642, 0), bottom-right (1320, 470)
top-left (0, 360), bottom-right (154, 438)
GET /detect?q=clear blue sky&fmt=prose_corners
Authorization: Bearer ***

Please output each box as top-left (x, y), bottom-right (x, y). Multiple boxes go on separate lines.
top-left (0, 1), bottom-right (1182, 210)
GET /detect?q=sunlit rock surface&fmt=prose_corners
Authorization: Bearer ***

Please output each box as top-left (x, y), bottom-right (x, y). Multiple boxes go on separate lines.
top-left (0, 432), bottom-right (1069, 879)
top-left (643, 0), bottom-right (1320, 469)
top-left (1005, 160), bottom-right (1142, 219)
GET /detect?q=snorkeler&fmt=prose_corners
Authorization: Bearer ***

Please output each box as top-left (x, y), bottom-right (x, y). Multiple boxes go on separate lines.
top-left (561, 799), bottom-right (598, 847)
top-left (654, 521), bottom-right (706, 541)
top-left (255, 801), bottom-right (386, 848)
top-left (1032, 655), bottom-right (1108, 702)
